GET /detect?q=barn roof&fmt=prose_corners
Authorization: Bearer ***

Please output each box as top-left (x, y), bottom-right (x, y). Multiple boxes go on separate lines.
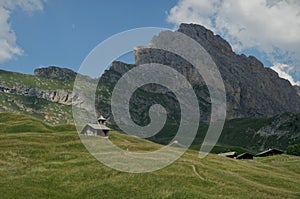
top-left (255, 149), bottom-right (284, 157)
top-left (218, 151), bottom-right (237, 157)
top-left (87, 123), bottom-right (110, 131)
top-left (236, 152), bottom-right (254, 159)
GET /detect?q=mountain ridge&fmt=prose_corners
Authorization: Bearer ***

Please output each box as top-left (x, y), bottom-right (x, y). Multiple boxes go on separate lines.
top-left (0, 23), bottom-right (299, 150)
top-left (1, 24), bottom-right (300, 123)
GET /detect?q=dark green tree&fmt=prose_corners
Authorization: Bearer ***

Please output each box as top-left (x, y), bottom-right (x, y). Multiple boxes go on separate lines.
top-left (287, 144), bottom-right (300, 156)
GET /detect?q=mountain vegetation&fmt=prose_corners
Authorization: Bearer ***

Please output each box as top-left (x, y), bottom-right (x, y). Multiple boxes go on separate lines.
top-left (287, 144), bottom-right (300, 156)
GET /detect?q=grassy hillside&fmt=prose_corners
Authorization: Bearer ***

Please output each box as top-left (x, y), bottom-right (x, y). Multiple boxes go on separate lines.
top-left (0, 93), bottom-right (73, 124)
top-left (0, 113), bottom-right (299, 198)
top-left (0, 69), bottom-right (73, 90)
top-left (0, 113), bottom-right (75, 133)
top-left (219, 115), bottom-right (300, 151)
top-left (0, 68), bottom-right (97, 125)
top-left (0, 69), bottom-right (75, 124)
top-left (151, 114), bottom-right (300, 153)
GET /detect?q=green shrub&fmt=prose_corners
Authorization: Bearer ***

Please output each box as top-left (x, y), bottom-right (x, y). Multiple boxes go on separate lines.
top-left (287, 144), bottom-right (300, 156)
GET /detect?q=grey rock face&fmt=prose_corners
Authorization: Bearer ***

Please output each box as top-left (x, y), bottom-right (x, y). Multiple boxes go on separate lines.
top-left (176, 24), bottom-right (300, 118)
top-left (0, 84), bottom-right (78, 105)
top-left (34, 66), bottom-right (77, 81)
top-left (98, 23), bottom-right (300, 122)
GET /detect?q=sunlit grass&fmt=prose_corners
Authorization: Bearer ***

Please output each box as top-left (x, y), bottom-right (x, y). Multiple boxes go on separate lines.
top-left (0, 113), bottom-right (299, 198)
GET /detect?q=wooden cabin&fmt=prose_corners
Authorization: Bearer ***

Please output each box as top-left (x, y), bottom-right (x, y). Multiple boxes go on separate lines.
top-left (80, 115), bottom-right (110, 137)
top-left (236, 152), bottom-right (254, 159)
top-left (255, 149), bottom-right (284, 157)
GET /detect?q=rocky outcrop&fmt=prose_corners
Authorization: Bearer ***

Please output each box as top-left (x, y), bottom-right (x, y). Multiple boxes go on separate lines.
top-left (97, 23), bottom-right (300, 122)
top-left (0, 85), bottom-right (78, 105)
top-left (0, 65), bottom-right (99, 113)
top-left (34, 66), bottom-right (76, 81)
top-left (176, 24), bottom-right (300, 118)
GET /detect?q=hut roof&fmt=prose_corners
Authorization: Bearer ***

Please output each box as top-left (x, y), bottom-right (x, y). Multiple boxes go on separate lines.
top-left (236, 152), bottom-right (254, 159)
top-left (255, 149), bottom-right (284, 157)
top-left (98, 115), bottom-right (106, 121)
top-left (218, 151), bottom-right (237, 157)
top-left (87, 123), bottom-right (110, 131)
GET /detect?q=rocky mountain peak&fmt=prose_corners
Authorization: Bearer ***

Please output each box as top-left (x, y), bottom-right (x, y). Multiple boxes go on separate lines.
top-left (110, 61), bottom-right (135, 75)
top-left (100, 23), bottom-right (300, 120)
top-left (34, 66), bottom-right (77, 81)
top-left (178, 23), bottom-right (234, 57)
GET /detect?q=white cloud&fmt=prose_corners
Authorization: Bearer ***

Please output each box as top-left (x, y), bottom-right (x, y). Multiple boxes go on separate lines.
top-left (0, 0), bottom-right (45, 63)
top-left (167, 0), bottom-right (300, 83)
top-left (271, 63), bottom-right (300, 86)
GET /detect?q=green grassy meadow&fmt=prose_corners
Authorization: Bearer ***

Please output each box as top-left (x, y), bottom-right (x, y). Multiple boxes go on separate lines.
top-left (0, 69), bottom-right (74, 90)
top-left (0, 113), bottom-right (299, 198)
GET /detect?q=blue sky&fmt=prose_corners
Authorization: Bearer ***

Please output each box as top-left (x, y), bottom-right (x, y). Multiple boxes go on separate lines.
top-left (0, 0), bottom-right (299, 85)
top-left (0, 0), bottom-right (176, 74)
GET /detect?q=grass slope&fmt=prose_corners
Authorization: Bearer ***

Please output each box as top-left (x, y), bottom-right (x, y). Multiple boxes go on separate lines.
top-left (0, 69), bottom-right (96, 125)
top-left (0, 113), bottom-right (299, 198)
top-left (0, 68), bottom-right (74, 125)
top-left (156, 115), bottom-right (299, 153)
top-left (0, 69), bottom-right (73, 90)
top-left (0, 93), bottom-right (73, 124)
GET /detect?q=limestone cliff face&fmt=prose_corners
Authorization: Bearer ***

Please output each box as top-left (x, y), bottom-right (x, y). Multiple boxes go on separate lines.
top-left (97, 23), bottom-right (300, 122)
top-left (32, 66), bottom-right (97, 111)
top-left (0, 85), bottom-right (74, 105)
top-left (0, 66), bottom-right (95, 115)
top-left (176, 24), bottom-right (300, 119)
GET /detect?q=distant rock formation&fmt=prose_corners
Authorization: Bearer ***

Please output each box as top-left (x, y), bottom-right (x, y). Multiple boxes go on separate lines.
top-left (0, 66), bottom-right (96, 115)
top-left (1, 23), bottom-right (300, 125)
top-left (97, 23), bottom-right (300, 122)
top-left (177, 24), bottom-right (300, 118)
top-left (0, 85), bottom-right (74, 105)
top-left (34, 66), bottom-right (76, 81)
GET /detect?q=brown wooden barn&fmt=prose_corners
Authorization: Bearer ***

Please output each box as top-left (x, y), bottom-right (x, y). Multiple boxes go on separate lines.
top-left (255, 149), bottom-right (284, 157)
top-left (80, 116), bottom-right (110, 137)
top-left (236, 152), bottom-right (254, 159)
